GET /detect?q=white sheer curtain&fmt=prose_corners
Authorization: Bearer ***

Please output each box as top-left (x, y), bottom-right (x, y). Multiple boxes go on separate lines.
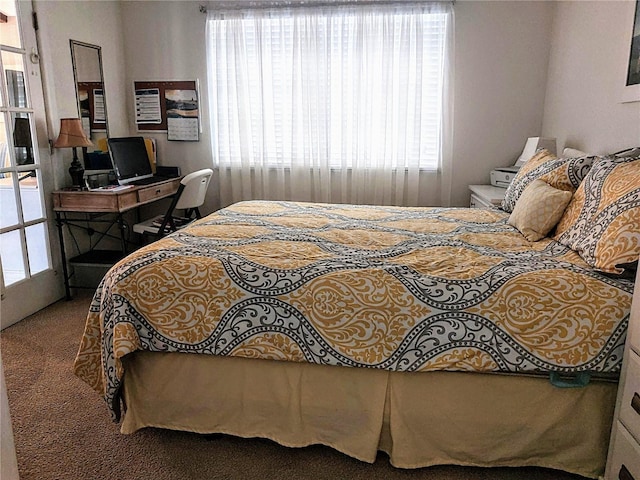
top-left (206, 2), bottom-right (454, 207)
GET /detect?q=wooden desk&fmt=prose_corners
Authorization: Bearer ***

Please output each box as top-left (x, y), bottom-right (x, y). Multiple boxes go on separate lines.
top-left (53, 178), bottom-right (181, 299)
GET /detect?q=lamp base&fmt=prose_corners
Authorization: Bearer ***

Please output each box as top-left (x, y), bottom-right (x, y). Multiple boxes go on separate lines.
top-left (69, 147), bottom-right (86, 190)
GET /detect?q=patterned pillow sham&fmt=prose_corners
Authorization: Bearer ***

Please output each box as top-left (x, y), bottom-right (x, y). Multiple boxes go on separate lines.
top-left (554, 155), bottom-right (640, 274)
top-left (501, 149), bottom-right (595, 213)
top-left (508, 179), bottom-right (572, 242)
top-left (614, 146), bottom-right (640, 158)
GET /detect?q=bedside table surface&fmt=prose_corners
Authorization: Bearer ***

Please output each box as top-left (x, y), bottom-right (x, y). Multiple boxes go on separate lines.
top-left (469, 184), bottom-right (507, 205)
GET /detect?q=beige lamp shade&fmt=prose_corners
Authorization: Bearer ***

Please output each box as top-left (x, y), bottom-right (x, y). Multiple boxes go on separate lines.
top-left (53, 118), bottom-right (93, 148)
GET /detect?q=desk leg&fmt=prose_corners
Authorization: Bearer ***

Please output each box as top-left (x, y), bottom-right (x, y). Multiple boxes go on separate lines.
top-left (55, 211), bottom-right (71, 300)
top-left (117, 213), bottom-right (127, 254)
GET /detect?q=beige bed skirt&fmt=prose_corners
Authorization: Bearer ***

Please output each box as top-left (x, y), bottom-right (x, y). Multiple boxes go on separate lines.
top-left (121, 352), bottom-right (617, 478)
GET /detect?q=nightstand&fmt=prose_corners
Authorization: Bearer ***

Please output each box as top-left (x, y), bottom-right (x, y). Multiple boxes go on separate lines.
top-left (605, 266), bottom-right (640, 479)
top-left (469, 185), bottom-right (507, 209)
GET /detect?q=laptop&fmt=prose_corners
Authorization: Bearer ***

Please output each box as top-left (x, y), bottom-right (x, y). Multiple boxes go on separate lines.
top-left (108, 137), bottom-right (168, 186)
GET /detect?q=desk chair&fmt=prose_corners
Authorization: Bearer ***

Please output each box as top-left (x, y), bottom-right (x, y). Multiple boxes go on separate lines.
top-left (133, 168), bottom-right (213, 239)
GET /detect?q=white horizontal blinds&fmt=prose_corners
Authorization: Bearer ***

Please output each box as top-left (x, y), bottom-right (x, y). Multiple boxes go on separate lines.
top-left (208, 3), bottom-right (448, 171)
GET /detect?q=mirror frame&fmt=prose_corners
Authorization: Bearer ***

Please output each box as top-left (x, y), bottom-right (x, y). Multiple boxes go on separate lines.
top-left (69, 39), bottom-right (109, 140)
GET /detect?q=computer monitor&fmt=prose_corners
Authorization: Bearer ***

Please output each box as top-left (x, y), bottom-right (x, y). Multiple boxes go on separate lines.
top-left (108, 136), bottom-right (153, 185)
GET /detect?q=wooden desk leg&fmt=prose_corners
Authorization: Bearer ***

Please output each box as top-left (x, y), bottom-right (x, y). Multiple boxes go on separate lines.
top-left (55, 211), bottom-right (72, 300)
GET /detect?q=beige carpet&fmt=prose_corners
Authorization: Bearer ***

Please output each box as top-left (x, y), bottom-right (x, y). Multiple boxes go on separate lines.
top-left (1, 291), bottom-right (589, 480)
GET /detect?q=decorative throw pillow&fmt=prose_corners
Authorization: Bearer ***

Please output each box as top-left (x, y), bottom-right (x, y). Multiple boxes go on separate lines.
top-left (501, 149), bottom-right (595, 213)
top-left (554, 155), bottom-right (640, 274)
top-left (508, 179), bottom-right (572, 242)
top-left (563, 147), bottom-right (589, 157)
top-left (614, 146), bottom-right (640, 158)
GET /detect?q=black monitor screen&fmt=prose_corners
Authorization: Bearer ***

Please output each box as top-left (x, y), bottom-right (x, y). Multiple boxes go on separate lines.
top-left (108, 137), bottom-right (152, 184)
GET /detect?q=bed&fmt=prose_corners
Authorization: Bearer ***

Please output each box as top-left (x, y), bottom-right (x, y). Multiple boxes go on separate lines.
top-left (74, 150), bottom-right (640, 479)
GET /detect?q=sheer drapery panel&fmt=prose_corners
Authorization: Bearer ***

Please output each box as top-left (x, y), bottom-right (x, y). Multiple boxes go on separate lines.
top-left (206, 2), bottom-right (453, 207)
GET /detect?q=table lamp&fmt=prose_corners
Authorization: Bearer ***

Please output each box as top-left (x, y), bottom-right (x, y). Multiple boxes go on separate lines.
top-left (53, 117), bottom-right (93, 189)
top-left (13, 117), bottom-right (33, 165)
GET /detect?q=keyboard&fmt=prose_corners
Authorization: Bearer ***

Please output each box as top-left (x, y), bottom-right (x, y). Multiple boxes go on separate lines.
top-left (128, 175), bottom-right (169, 186)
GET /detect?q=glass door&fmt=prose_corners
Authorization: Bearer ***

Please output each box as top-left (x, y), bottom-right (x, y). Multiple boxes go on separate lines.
top-left (0, 0), bottom-right (61, 328)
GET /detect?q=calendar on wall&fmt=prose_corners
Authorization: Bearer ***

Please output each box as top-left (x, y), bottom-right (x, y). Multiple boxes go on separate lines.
top-left (133, 80), bottom-right (200, 141)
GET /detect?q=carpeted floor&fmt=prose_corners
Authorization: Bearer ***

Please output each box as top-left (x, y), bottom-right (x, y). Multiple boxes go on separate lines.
top-left (1, 291), bottom-right (590, 480)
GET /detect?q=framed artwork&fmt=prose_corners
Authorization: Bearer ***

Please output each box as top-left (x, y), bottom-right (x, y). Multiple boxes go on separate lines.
top-left (622, 0), bottom-right (640, 102)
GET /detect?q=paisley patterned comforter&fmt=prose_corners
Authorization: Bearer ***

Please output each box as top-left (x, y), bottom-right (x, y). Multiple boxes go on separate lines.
top-left (73, 201), bottom-right (635, 419)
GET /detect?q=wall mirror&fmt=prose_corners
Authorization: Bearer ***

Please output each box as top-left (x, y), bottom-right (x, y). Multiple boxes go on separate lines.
top-left (69, 40), bottom-right (111, 171)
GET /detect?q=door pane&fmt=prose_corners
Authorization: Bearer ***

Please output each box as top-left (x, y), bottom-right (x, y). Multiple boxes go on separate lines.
top-left (0, 171), bottom-right (18, 228)
top-left (2, 51), bottom-right (28, 108)
top-left (0, 137), bottom-right (8, 168)
top-left (0, 113), bottom-right (8, 168)
top-left (25, 222), bottom-right (49, 275)
top-left (19, 169), bottom-right (42, 222)
top-left (0, 229), bottom-right (25, 285)
top-left (11, 113), bottom-right (34, 165)
top-left (0, 2), bottom-right (20, 49)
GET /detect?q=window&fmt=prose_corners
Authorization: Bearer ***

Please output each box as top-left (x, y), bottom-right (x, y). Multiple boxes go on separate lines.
top-left (207, 3), bottom-right (451, 172)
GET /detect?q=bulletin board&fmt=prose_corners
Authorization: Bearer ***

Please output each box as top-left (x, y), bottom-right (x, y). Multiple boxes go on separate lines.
top-left (133, 80), bottom-right (200, 141)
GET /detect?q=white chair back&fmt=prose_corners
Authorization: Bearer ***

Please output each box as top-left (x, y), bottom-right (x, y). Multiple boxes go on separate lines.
top-left (176, 169), bottom-right (213, 210)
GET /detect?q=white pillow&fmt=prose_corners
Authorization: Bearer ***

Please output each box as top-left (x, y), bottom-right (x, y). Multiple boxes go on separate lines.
top-left (563, 147), bottom-right (589, 157)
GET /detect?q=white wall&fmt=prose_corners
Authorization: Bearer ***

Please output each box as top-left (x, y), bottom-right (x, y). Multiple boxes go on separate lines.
top-left (34, 0), bottom-right (129, 259)
top-left (36, 0), bottom-right (638, 208)
top-left (120, 1), bottom-right (219, 214)
top-left (119, 0), bottom-right (556, 208)
top-left (542, 0), bottom-right (640, 155)
top-left (34, 0), bottom-right (127, 190)
top-left (450, 0), bottom-right (555, 206)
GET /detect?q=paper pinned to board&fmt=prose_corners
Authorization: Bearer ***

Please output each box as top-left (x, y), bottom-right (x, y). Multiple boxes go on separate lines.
top-left (93, 89), bottom-right (105, 123)
top-left (135, 88), bottom-right (162, 124)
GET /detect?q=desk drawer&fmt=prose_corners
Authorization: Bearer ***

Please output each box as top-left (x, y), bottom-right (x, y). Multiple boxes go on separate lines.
top-left (137, 180), bottom-right (179, 203)
top-left (54, 191), bottom-right (137, 212)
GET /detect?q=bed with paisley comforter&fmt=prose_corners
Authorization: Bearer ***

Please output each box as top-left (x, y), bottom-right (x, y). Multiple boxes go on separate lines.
top-left (74, 200), bottom-right (636, 478)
